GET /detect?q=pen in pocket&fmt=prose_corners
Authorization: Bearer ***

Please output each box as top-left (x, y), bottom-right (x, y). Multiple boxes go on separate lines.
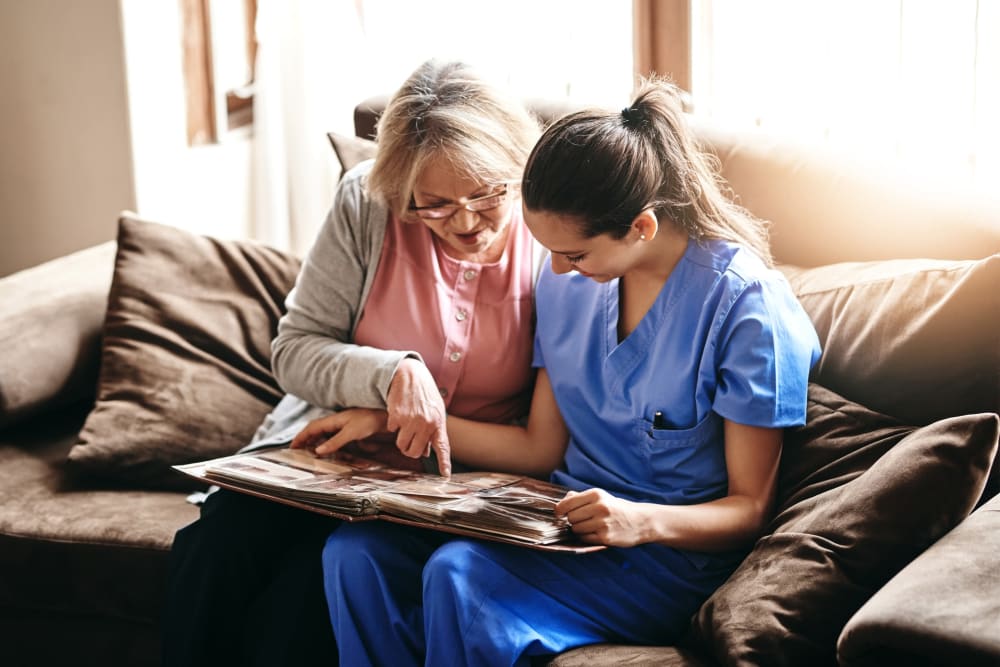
top-left (653, 411), bottom-right (667, 429)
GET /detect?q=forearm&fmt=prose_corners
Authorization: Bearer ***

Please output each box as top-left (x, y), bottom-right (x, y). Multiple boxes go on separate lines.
top-left (447, 415), bottom-right (563, 477)
top-left (272, 331), bottom-right (415, 409)
top-left (447, 368), bottom-right (568, 477)
top-left (636, 494), bottom-right (773, 552)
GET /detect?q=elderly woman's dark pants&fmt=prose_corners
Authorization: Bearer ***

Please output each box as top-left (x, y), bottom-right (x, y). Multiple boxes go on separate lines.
top-left (161, 488), bottom-right (339, 667)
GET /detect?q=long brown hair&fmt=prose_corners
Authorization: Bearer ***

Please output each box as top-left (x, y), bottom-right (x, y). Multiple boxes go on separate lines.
top-left (522, 77), bottom-right (771, 265)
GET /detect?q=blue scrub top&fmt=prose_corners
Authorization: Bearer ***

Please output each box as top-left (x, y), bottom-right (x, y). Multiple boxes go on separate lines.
top-left (534, 238), bottom-right (821, 508)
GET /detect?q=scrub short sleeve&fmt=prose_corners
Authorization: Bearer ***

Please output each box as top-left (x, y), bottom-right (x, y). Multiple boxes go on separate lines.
top-left (532, 260), bottom-right (554, 370)
top-left (713, 279), bottom-right (820, 428)
top-left (532, 330), bottom-right (546, 369)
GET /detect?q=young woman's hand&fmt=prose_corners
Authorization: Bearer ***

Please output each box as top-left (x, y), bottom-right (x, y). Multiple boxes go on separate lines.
top-left (555, 488), bottom-right (649, 547)
top-left (386, 358), bottom-right (452, 476)
top-left (292, 408), bottom-right (389, 455)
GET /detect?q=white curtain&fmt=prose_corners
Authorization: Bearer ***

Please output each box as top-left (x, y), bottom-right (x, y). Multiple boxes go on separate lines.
top-left (250, 1), bottom-right (633, 254)
top-left (251, 0), bottom-right (368, 256)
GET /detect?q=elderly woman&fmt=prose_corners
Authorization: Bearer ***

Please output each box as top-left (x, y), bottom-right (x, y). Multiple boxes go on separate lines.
top-left (161, 59), bottom-right (542, 667)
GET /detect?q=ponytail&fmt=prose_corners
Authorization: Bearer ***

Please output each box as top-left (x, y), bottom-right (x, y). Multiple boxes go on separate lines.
top-left (523, 77), bottom-right (772, 265)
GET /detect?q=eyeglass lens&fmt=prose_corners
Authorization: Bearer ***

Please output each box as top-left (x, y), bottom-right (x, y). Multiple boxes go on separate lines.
top-left (411, 185), bottom-right (511, 219)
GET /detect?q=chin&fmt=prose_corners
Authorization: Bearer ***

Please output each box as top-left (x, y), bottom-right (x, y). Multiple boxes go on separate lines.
top-left (451, 233), bottom-right (497, 255)
top-left (576, 271), bottom-right (613, 283)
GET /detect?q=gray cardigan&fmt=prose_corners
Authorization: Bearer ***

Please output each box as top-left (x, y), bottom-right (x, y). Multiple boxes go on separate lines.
top-left (245, 160), bottom-right (546, 451)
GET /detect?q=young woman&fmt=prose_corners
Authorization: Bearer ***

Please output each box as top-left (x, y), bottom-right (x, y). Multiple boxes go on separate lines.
top-left (312, 78), bottom-right (821, 666)
top-left (161, 59), bottom-right (543, 667)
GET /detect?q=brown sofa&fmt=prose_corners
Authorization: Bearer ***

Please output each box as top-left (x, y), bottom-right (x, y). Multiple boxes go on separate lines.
top-left (1, 99), bottom-right (998, 667)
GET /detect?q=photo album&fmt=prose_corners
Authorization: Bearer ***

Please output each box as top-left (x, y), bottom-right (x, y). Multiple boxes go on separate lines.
top-left (174, 447), bottom-right (603, 553)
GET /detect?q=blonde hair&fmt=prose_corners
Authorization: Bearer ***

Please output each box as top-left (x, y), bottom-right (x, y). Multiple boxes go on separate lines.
top-left (367, 60), bottom-right (540, 220)
top-left (523, 77), bottom-right (772, 265)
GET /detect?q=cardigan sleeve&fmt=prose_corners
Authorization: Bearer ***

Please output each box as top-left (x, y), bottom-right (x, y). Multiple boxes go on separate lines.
top-left (270, 161), bottom-right (423, 410)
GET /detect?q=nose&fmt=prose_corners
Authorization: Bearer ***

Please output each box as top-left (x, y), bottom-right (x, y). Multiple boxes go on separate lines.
top-left (451, 207), bottom-right (480, 232)
top-left (550, 254), bottom-right (573, 274)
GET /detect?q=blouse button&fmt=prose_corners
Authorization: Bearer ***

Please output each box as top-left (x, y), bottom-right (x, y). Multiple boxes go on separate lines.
top-left (455, 309), bottom-right (468, 322)
top-left (449, 351), bottom-right (462, 362)
top-left (439, 387), bottom-right (448, 397)
top-left (463, 269), bottom-right (477, 281)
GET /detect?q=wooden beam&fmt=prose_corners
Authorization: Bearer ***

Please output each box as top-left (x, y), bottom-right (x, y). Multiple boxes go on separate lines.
top-left (180, 0), bottom-right (216, 145)
top-left (633, 0), bottom-right (692, 92)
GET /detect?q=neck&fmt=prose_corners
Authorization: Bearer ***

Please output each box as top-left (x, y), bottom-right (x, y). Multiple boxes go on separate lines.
top-left (627, 225), bottom-right (689, 285)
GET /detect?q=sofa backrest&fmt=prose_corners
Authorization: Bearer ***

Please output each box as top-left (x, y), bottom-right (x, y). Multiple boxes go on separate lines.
top-left (0, 241), bottom-right (116, 429)
top-left (353, 95), bottom-right (1000, 267)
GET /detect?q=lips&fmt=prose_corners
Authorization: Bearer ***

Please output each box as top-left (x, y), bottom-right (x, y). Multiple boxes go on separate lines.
top-left (454, 231), bottom-right (482, 245)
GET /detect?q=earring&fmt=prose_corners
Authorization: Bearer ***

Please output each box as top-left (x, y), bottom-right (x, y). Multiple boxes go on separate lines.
top-left (639, 234), bottom-right (646, 240)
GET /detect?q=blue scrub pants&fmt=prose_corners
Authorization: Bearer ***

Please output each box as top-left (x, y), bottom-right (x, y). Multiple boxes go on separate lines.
top-left (322, 521), bottom-right (736, 667)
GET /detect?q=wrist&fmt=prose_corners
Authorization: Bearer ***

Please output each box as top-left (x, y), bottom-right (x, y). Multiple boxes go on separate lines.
top-left (389, 356), bottom-right (421, 390)
top-left (372, 409), bottom-right (390, 433)
top-left (395, 355), bottom-right (424, 377)
top-left (637, 502), bottom-right (663, 544)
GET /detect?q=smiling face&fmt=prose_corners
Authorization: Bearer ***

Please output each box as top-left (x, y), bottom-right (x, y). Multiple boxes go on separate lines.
top-left (410, 156), bottom-right (517, 264)
top-left (523, 208), bottom-right (643, 282)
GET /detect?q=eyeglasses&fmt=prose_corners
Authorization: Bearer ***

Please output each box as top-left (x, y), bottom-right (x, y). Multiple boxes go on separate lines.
top-left (408, 183), bottom-right (518, 220)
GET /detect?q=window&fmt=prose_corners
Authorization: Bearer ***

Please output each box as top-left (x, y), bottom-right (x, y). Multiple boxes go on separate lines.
top-left (691, 0), bottom-right (999, 189)
top-left (353, 0), bottom-right (633, 104)
top-left (181, 0), bottom-right (257, 145)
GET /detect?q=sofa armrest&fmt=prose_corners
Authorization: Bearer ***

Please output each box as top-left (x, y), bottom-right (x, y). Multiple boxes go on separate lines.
top-left (837, 492), bottom-right (1000, 666)
top-left (0, 242), bottom-right (116, 429)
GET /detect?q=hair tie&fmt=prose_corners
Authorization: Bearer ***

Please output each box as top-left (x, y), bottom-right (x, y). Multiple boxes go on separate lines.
top-left (621, 104), bottom-right (645, 128)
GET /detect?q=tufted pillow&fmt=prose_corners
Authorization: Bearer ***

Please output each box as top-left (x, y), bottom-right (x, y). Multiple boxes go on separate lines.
top-left (690, 383), bottom-right (999, 667)
top-left (66, 214), bottom-right (301, 490)
top-left (779, 254), bottom-right (999, 426)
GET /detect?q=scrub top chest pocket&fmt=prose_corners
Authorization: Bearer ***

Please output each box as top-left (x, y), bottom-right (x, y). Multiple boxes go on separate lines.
top-left (638, 412), bottom-right (728, 505)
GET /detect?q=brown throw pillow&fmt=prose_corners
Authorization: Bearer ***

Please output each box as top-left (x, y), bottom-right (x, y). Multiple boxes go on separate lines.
top-left (689, 383), bottom-right (999, 667)
top-left (66, 214), bottom-right (301, 490)
top-left (327, 132), bottom-right (376, 180)
top-left (780, 255), bottom-right (1000, 426)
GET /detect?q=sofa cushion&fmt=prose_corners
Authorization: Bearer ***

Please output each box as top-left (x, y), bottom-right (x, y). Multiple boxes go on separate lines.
top-left (0, 242), bottom-right (116, 430)
top-left (548, 643), bottom-right (709, 667)
top-left (690, 383), bottom-right (999, 667)
top-left (66, 214), bottom-right (301, 490)
top-left (836, 491), bottom-right (1000, 667)
top-left (780, 254), bottom-right (1000, 427)
top-left (0, 406), bottom-right (197, 641)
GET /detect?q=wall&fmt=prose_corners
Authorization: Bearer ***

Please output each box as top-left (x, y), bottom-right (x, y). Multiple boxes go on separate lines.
top-left (0, 0), bottom-right (136, 276)
top-left (0, 0), bottom-right (255, 278)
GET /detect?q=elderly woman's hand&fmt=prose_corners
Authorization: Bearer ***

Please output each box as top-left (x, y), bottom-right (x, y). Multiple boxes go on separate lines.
top-left (293, 408), bottom-right (389, 455)
top-left (295, 409), bottom-right (424, 471)
top-left (385, 358), bottom-right (452, 477)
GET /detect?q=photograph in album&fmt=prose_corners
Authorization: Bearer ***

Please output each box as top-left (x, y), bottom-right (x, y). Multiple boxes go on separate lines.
top-left (174, 447), bottom-right (604, 553)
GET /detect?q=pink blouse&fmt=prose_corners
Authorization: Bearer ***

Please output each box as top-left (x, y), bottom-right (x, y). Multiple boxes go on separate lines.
top-left (353, 209), bottom-right (535, 424)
